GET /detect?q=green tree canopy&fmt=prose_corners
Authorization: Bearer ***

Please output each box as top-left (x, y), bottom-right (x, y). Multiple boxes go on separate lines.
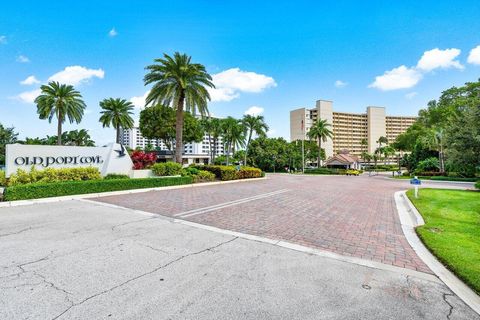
top-left (307, 119), bottom-right (333, 167)
top-left (139, 104), bottom-right (203, 151)
top-left (0, 124), bottom-right (18, 165)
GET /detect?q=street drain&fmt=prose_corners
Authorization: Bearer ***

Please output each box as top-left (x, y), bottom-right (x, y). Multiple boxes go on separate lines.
top-left (362, 284), bottom-right (371, 290)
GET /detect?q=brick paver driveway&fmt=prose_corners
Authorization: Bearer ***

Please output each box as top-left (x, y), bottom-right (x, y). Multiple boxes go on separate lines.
top-left (93, 174), bottom-right (468, 274)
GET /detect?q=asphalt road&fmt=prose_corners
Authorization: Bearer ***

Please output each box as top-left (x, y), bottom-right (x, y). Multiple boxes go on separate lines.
top-left (0, 197), bottom-right (478, 319)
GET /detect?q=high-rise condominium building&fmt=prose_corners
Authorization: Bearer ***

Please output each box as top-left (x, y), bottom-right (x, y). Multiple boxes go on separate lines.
top-left (121, 127), bottom-right (225, 164)
top-left (290, 100), bottom-right (417, 159)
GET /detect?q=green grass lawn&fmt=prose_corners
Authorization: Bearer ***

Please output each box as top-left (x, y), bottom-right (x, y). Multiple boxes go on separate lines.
top-left (407, 188), bottom-right (480, 294)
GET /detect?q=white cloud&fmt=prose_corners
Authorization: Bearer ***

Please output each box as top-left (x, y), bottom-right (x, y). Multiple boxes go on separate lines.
top-left (416, 48), bottom-right (463, 71)
top-left (15, 89), bottom-right (41, 104)
top-left (109, 28), bottom-right (118, 37)
top-left (20, 75), bottom-right (41, 85)
top-left (209, 68), bottom-right (276, 102)
top-left (14, 65), bottom-right (104, 103)
top-left (16, 55), bottom-right (30, 63)
top-left (130, 91), bottom-right (150, 109)
top-left (369, 65), bottom-right (422, 91)
top-left (244, 106), bottom-right (264, 116)
top-left (334, 80), bottom-right (348, 88)
top-left (467, 45), bottom-right (480, 65)
top-left (405, 92), bottom-right (418, 100)
top-left (0, 35), bottom-right (6, 44)
top-left (48, 65), bottom-right (104, 85)
top-left (267, 129), bottom-right (277, 137)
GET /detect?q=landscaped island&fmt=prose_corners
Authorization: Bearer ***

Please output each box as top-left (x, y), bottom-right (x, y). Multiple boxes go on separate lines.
top-left (407, 188), bottom-right (480, 294)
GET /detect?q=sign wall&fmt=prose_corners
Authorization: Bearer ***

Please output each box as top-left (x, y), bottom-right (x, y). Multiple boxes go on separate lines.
top-left (5, 143), bottom-right (133, 177)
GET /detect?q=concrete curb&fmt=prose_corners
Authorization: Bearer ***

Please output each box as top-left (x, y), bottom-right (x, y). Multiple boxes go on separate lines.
top-left (0, 177), bottom-right (267, 208)
top-left (395, 190), bottom-right (480, 315)
top-left (386, 176), bottom-right (476, 185)
top-left (80, 198), bottom-right (441, 284)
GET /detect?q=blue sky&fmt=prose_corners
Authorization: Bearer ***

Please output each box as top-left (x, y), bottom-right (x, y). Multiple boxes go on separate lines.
top-left (1, 1), bottom-right (480, 145)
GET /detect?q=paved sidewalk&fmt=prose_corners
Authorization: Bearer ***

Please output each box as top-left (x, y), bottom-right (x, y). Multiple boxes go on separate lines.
top-left (1, 200), bottom-right (478, 319)
top-left (95, 174), bottom-right (464, 273)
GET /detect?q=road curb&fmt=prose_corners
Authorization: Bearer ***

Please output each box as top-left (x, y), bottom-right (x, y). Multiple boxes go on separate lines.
top-left (395, 190), bottom-right (480, 315)
top-left (0, 177), bottom-right (267, 208)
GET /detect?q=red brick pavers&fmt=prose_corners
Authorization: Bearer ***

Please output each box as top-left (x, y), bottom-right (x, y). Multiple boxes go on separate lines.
top-left (93, 174), bottom-right (432, 273)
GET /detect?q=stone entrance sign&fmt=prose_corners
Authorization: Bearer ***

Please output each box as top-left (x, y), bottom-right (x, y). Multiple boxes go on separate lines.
top-left (5, 143), bottom-right (133, 177)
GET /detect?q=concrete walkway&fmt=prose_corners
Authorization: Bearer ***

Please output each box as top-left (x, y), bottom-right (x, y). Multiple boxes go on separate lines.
top-left (0, 200), bottom-right (478, 319)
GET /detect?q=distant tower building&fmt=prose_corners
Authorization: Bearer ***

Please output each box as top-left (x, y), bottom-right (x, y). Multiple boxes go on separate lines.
top-left (290, 99), bottom-right (416, 160)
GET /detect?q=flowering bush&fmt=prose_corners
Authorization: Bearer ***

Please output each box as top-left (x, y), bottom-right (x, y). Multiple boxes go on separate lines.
top-left (130, 151), bottom-right (157, 170)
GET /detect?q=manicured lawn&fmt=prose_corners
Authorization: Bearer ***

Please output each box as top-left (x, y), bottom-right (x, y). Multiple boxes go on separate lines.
top-left (407, 188), bottom-right (480, 294)
top-left (395, 175), bottom-right (478, 182)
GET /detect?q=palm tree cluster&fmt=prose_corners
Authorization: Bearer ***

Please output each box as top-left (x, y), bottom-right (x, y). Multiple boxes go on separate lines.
top-left (35, 82), bottom-right (136, 147)
top-left (33, 52), bottom-right (270, 167)
top-left (201, 114), bottom-right (269, 165)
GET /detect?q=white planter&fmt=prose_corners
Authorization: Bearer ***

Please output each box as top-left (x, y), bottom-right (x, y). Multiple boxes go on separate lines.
top-left (130, 169), bottom-right (155, 179)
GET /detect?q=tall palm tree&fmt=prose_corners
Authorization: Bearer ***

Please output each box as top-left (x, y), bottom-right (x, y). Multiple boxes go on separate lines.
top-left (242, 114), bottom-right (269, 165)
top-left (221, 117), bottom-right (246, 165)
top-left (144, 52), bottom-right (214, 164)
top-left (35, 81), bottom-right (86, 145)
top-left (99, 98), bottom-right (135, 144)
top-left (307, 119), bottom-right (333, 167)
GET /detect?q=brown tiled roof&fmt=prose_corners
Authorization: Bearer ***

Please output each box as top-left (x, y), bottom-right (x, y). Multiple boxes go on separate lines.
top-left (325, 151), bottom-right (359, 165)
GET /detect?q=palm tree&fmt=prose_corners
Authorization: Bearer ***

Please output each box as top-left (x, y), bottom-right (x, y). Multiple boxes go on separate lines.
top-left (242, 114), bottom-right (269, 165)
top-left (99, 98), bottom-right (135, 144)
top-left (377, 136), bottom-right (388, 148)
top-left (65, 129), bottom-right (95, 146)
top-left (35, 81), bottom-right (86, 145)
top-left (144, 52), bottom-right (214, 164)
top-left (221, 117), bottom-right (246, 165)
top-left (307, 119), bottom-right (333, 167)
top-left (422, 127), bottom-right (445, 173)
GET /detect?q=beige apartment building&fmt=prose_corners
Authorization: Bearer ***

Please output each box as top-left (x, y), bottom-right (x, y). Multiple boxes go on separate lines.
top-left (290, 100), bottom-right (417, 160)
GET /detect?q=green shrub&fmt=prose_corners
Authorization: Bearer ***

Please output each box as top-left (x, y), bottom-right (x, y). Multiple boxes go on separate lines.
top-left (476, 180), bottom-right (480, 190)
top-left (236, 167), bottom-right (262, 179)
top-left (192, 170), bottom-right (216, 183)
top-left (194, 165), bottom-right (262, 181)
top-left (3, 176), bottom-right (192, 201)
top-left (0, 170), bottom-right (6, 187)
top-left (8, 167), bottom-right (101, 186)
top-left (151, 162), bottom-right (183, 176)
top-left (104, 173), bottom-right (130, 180)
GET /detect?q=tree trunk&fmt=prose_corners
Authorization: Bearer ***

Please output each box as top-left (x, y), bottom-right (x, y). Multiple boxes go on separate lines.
top-left (226, 142), bottom-right (230, 165)
top-left (175, 94), bottom-right (185, 164)
top-left (244, 129), bottom-right (253, 166)
top-left (116, 125), bottom-right (121, 144)
top-left (207, 133), bottom-right (213, 164)
top-left (318, 139), bottom-right (322, 168)
top-left (57, 118), bottom-right (62, 145)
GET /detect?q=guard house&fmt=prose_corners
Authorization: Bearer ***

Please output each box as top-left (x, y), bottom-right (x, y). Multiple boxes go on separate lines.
top-left (325, 149), bottom-right (360, 170)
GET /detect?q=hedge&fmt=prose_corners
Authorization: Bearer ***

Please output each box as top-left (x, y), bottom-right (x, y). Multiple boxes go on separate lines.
top-left (430, 176), bottom-right (479, 182)
top-left (3, 176), bottom-right (192, 201)
top-left (476, 180), bottom-right (480, 190)
top-left (151, 162), bottom-right (183, 176)
top-left (304, 168), bottom-right (340, 175)
top-left (193, 165), bottom-right (262, 181)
